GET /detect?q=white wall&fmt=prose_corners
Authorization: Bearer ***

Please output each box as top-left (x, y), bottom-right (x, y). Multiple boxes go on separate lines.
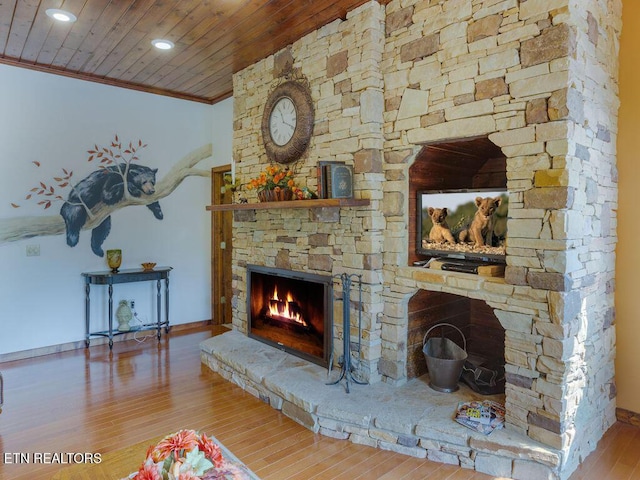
top-left (0, 65), bottom-right (233, 355)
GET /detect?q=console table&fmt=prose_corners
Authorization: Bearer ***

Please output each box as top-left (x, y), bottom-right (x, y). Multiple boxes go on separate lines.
top-left (82, 267), bottom-right (172, 349)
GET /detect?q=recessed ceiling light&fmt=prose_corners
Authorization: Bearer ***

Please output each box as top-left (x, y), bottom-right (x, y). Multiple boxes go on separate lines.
top-left (151, 39), bottom-right (174, 50)
top-left (45, 8), bottom-right (77, 23)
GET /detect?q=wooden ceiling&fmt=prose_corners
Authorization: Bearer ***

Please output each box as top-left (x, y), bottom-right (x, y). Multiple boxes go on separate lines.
top-left (0, 0), bottom-right (390, 104)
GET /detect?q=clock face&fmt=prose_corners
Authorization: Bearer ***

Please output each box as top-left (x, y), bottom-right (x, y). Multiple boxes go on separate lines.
top-left (269, 97), bottom-right (297, 146)
top-left (261, 80), bottom-right (314, 164)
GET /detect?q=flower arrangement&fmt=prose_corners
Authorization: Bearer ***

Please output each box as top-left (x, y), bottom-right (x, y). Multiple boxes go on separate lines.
top-left (129, 429), bottom-right (252, 480)
top-left (245, 164), bottom-right (316, 201)
top-left (245, 164), bottom-right (295, 191)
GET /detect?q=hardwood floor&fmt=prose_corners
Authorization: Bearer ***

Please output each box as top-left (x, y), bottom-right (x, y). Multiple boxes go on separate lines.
top-left (0, 325), bottom-right (638, 480)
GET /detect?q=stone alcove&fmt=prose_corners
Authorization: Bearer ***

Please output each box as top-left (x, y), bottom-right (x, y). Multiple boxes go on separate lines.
top-left (407, 289), bottom-right (505, 385)
top-left (408, 135), bottom-right (507, 266)
top-left (405, 136), bottom-right (508, 388)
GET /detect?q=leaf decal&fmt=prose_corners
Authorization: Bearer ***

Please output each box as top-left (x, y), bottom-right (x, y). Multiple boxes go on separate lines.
top-left (16, 135), bottom-right (150, 212)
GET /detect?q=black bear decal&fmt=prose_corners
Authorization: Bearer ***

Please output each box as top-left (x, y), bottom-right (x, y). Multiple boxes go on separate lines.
top-left (60, 163), bottom-right (163, 256)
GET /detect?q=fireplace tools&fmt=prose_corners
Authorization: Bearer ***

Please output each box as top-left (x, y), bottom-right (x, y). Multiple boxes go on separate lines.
top-left (327, 272), bottom-right (367, 393)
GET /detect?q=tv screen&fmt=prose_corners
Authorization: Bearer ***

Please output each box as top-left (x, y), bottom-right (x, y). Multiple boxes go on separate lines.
top-left (417, 189), bottom-right (508, 264)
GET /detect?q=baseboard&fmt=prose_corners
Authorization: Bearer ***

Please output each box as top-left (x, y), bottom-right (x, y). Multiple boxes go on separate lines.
top-left (616, 407), bottom-right (640, 427)
top-left (0, 320), bottom-right (212, 363)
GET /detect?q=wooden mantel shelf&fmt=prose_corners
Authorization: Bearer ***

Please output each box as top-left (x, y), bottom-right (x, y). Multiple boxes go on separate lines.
top-left (206, 198), bottom-right (370, 211)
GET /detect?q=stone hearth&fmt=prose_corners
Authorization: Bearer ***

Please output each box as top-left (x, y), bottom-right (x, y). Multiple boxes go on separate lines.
top-left (202, 330), bottom-right (560, 479)
top-left (202, 1), bottom-right (622, 479)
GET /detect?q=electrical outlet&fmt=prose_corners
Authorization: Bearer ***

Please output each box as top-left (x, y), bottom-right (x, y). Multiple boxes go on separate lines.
top-left (26, 244), bottom-right (40, 256)
top-left (130, 300), bottom-right (135, 309)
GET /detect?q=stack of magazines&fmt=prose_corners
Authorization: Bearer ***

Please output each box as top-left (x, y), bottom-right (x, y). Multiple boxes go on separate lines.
top-left (454, 400), bottom-right (505, 435)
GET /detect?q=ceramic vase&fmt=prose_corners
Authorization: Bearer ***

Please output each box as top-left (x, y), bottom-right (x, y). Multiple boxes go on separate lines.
top-left (106, 249), bottom-right (122, 273)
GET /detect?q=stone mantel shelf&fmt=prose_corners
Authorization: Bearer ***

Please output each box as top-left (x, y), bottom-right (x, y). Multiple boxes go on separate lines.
top-left (206, 198), bottom-right (370, 211)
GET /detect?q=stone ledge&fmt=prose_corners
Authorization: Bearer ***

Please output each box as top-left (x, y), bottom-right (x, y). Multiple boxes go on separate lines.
top-left (200, 330), bottom-right (562, 479)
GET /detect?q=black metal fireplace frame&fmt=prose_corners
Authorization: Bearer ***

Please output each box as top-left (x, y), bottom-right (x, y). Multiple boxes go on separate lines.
top-left (246, 264), bottom-right (333, 368)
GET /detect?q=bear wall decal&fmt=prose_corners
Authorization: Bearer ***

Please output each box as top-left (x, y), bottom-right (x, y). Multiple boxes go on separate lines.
top-left (60, 163), bottom-right (163, 257)
top-left (2, 137), bottom-right (213, 252)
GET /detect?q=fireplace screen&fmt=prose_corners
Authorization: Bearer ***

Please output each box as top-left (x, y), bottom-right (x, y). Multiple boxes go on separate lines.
top-left (246, 265), bottom-right (332, 367)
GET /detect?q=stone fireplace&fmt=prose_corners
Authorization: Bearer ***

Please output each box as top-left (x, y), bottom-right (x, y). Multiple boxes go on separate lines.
top-left (201, 1), bottom-right (621, 478)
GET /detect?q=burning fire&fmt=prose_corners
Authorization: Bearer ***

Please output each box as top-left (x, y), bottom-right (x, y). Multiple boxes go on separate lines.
top-left (268, 286), bottom-right (308, 327)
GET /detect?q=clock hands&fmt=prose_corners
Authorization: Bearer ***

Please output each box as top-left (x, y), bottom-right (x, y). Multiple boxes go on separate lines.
top-left (278, 110), bottom-right (295, 130)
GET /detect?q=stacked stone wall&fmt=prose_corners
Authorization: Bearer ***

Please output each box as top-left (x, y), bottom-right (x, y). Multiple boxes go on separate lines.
top-left (231, 3), bottom-right (387, 383)
top-left (554, 0), bottom-right (620, 472)
top-left (380, 0), bottom-right (620, 473)
top-left (228, 0), bottom-right (621, 476)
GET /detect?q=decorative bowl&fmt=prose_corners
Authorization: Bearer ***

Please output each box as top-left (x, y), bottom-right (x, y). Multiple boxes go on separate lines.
top-left (141, 262), bottom-right (156, 271)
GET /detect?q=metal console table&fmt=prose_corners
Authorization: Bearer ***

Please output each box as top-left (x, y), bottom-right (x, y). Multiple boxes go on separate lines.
top-left (82, 266), bottom-right (172, 349)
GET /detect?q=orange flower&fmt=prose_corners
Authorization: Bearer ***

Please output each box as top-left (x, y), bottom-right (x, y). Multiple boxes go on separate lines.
top-left (197, 433), bottom-right (224, 468)
top-left (154, 429), bottom-right (198, 462)
top-left (133, 459), bottom-right (162, 480)
top-left (244, 164), bottom-right (298, 193)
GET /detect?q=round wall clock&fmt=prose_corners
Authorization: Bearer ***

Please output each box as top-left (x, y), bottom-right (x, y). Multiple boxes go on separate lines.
top-left (261, 80), bottom-right (314, 164)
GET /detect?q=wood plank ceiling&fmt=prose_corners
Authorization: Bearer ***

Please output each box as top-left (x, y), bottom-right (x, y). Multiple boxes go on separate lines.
top-left (0, 0), bottom-right (391, 104)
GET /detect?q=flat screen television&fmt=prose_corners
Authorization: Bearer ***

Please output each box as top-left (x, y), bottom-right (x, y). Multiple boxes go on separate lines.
top-left (417, 189), bottom-right (508, 264)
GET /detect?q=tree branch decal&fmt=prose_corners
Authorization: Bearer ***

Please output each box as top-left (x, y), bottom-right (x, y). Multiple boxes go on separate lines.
top-left (1, 140), bottom-right (213, 254)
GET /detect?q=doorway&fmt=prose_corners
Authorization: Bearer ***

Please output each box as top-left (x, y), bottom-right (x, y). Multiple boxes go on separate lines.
top-left (211, 166), bottom-right (233, 325)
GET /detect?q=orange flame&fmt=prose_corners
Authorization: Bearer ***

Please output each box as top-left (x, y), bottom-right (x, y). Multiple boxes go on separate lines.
top-left (268, 286), bottom-right (307, 326)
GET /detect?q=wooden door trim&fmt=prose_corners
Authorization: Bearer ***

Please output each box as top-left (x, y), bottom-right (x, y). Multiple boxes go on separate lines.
top-left (211, 165), bottom-right (233, 325)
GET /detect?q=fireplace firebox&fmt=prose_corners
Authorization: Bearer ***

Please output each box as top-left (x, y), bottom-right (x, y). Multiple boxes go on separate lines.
top-left (246, 265), bottom-right (332, 367)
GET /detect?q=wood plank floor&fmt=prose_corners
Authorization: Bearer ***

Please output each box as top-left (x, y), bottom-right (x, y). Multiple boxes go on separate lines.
top-left (0, 325), bottom-right (638, 480)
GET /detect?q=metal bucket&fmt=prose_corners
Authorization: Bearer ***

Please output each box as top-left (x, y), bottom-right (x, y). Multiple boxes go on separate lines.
top-left (422, 323), bottom-right (467, 393)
